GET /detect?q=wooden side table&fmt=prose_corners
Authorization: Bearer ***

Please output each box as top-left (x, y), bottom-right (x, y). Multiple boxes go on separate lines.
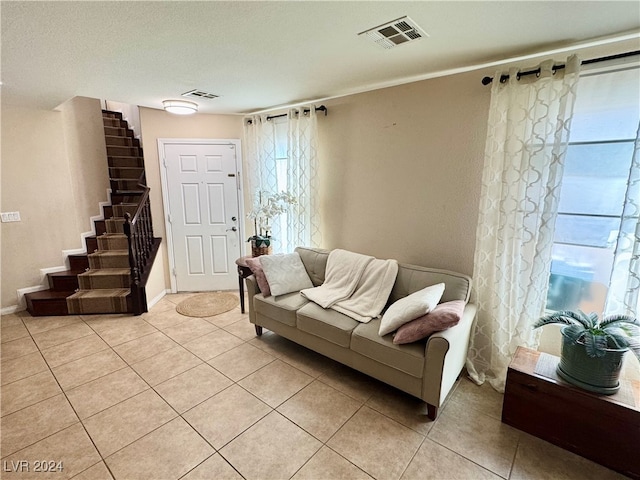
top-left (235, 256), bottom-right (253, 314)
top-left (503, 346), bottom-right (640, 479)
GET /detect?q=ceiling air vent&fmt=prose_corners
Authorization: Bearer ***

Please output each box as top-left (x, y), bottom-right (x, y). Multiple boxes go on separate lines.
top-left (181, 89), bottom-right (219, 100)
top-left (359, 16), bottom-right (428, 49)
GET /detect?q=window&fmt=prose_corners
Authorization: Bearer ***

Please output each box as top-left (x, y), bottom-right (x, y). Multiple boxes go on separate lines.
top-left (546, 66), bottom-right (640, 313)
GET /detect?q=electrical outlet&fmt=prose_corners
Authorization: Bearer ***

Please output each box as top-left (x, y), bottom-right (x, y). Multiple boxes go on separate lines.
top-left (1, 211), bottom-right (21, 222)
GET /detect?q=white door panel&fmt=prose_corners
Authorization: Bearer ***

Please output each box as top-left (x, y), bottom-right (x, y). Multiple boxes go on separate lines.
top-left (164, 142), bottom-right (241, 291)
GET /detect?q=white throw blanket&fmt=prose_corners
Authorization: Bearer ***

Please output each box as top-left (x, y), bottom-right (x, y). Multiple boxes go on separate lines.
top-left (300, 249), bottom-right (373, 308)
top-left (301, 249), bottom-right (398, 323)
top-left (332, 258), bottom-right (398, 323)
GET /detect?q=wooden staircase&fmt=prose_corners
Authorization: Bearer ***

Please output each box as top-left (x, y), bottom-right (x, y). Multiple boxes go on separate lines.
top-left (25, 111), bottom-right (160, 316)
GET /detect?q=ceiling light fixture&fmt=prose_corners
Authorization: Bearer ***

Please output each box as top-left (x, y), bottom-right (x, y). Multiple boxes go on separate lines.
top-left (163, 99), bottom-right (198, 115)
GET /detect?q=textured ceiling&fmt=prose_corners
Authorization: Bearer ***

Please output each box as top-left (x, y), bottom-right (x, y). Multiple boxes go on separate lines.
top-left (2, 1), bottom-right (639, 114)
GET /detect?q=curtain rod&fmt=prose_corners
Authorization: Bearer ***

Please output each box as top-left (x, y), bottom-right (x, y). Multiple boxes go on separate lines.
top-left (245, 105), bottom-right (327, 124)
top-left (481, 50), bottom-right (640, 85)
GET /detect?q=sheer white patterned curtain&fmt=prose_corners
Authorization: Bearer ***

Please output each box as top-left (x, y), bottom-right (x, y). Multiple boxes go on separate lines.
top-left (285, 107), bottom-right (321, 251)
top-left (606, 120), bottom-right (640, 316)
top-left (466, 56), bottom-right (581, 391)
top-left (243, 115), bottom-right (280, 244)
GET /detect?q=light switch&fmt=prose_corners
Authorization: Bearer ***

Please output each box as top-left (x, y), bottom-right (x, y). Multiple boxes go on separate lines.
top-left (1, 211), bottom-right (21, 222)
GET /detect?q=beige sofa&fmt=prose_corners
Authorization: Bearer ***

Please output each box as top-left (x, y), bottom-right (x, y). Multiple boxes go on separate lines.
top-left (246, 247), bottom-right (477, 419)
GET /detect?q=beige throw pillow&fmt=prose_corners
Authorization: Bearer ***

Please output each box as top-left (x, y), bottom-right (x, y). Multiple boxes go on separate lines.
top-left (378, 283), bottom-right (445, 336)
top-left (260, 252), bottom-right (313, 297)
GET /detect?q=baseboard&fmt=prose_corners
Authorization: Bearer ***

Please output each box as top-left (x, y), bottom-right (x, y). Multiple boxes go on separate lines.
top-left (147, 289), bottom-right (169, 310)
top-left (16, 284), bottom-right (50, 309)
top-left (1, 305), bottom-right (24, 315)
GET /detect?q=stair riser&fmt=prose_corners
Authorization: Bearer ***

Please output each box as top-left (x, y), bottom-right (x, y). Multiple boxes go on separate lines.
top-left (68, 255), bottom-right (89, 271)
top-left (111, 193), bottom-right (143, 205)
top-left (102, 111), bottom-right (123, 120)
top-left (78, 274), bottom-right (130, 290)
top-left (85, 237), bottom-right (98, 253)
top-left (103, 206), bottom-right (114, 218)
top-left (102, 118), bottom-right (128, 128)
top-left (112, 205), bottom-right (138, 217)
top-left (67, 294), bottom-right (131, 315)
top-left (107, 146), bottom-right (142, 157)
top-left (88, 256), bottom-right (130, 269)
top-left (111, 179), bottom-right (143, 191)
top-left (108, 156), bottom-right (144, 168)
top-left (104, 126), bottom-right (134, 138)
top-left (97, 235), bottom-right (129, 250)
top-left (106, 219), bottom-right (125, 234)
top-left (49, 275), bottom-right (79, 292)
top-left (109, 167), bottom-right (145, 179)
top-left (94, 220), bottom-right (107, 236)
top-left (105, 136), bottom-right (140, 147)
top-left (26, 298), bottom-right (69, 316)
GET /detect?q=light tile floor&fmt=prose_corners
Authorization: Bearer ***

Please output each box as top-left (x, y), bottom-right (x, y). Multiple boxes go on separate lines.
top-left (0, 293), bottom-right (628, 480)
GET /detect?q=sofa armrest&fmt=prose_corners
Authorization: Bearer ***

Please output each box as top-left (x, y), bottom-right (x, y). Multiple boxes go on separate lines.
top-left (422, 303), bottom-right (477, 408)
top-left (245, 275), bottom-right (259, 325)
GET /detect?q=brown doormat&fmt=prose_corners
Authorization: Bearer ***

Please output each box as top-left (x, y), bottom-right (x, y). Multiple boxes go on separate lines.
top-left (176, 292), bottom-right (240, 317)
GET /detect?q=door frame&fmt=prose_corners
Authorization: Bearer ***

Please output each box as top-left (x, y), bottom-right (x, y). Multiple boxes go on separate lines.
top-left (158, 138), bottom-right (245, 293)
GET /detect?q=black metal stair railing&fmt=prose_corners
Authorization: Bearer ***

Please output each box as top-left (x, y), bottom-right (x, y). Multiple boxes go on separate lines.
top-left (123, 184), bottom-right (154, 315)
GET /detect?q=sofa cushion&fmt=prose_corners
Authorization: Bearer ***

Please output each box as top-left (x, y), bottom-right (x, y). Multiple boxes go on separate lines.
top-left (351, 319), bottom-right (425, 378)
top-left (254, 292), bottom-right (309, 327)
top-left (260, 252), bottom-right (313, 296)
top-left (297, 302), bottom-right (359, 348)
top-left (389, 264), bottom-right (471, 305)
top-left (295, 247), bottom-right (330, 287)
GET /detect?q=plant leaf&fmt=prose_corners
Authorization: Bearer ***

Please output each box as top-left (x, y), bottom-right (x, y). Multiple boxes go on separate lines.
top-left (626, 338), bottom-right (640, 362)
top-left (603, 331), bottom-right (630, 350)
top-left (533, 311), bottom-right (585, 329)
top-left (601, 314), bottom-right (640, 329)
top-left (563, 324), bottom-right (585, 344)
top-left (583, 332), bottom-right (607, 358)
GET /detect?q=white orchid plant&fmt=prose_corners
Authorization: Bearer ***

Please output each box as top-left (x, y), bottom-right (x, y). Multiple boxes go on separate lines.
top-left (247, 190), bottom-right (297, 247)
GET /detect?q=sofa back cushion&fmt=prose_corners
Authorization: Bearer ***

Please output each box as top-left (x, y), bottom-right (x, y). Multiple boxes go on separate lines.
top-left (294, 247), bottom-right (471, 303)
top-left (295, 247), bottom-right (330, 286)
top-left (390, 264), bottom-right (471, 304)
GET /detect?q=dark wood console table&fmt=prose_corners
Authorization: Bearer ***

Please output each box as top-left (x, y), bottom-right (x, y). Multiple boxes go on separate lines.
top-left (503, 346), bottom-right (640, 479)
top-left (235, 256), bottom-right (253, 314)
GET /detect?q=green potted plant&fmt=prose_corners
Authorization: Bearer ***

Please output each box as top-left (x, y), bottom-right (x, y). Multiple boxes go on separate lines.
top-left (246, 190), bottom-right (297, 257)
top-left (533, 310), bottom-right (640, 394)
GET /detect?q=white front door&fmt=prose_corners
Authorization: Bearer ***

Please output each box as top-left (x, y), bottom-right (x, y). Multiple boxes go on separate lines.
top-left (163, 141), bottom-right (242, 292)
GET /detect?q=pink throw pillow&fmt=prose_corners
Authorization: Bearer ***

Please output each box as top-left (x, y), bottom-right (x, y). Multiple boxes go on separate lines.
top-left (392, 300), bottom-right (465, 344)
top-left (245, 257), bottom-right (271, 297)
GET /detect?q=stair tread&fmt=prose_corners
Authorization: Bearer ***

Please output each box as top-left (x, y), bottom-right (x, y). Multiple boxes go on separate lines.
top-left (79, 268), bottom-right (130, 275)
top-left (99, 233), bottom-right (126, 238)
top-left (88, 250), bottom-right (129, 256)
top-left (68, 288), bottom-right (130, 298)
top-left (26, 290), bottom-right (74, 300)
top-left (49, 269), bottom-right (85, 277)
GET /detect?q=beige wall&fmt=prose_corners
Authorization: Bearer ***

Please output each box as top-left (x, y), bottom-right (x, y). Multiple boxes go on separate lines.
top-left (61, 96), bottom-right (110, 233)
top-left (1, 99), bottom-right (109, 308)
top-left (138, 107), bottom-right (244, 298)
top-left (318, 69), bottom-right (491, 275)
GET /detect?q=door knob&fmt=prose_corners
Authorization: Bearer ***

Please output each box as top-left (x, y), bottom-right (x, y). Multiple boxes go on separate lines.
top-left (227, 226), bottom-right (237, 232)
